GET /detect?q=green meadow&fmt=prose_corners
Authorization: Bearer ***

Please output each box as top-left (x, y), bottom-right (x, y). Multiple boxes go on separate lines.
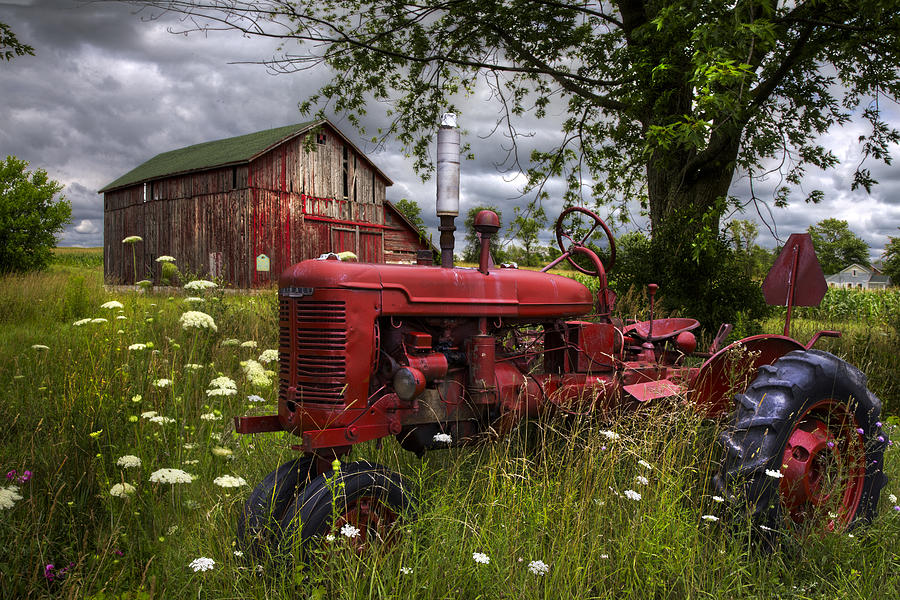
top-left (1, 249), bottom-right (898, 599)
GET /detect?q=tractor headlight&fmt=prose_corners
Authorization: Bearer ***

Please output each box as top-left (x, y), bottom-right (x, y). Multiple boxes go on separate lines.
top-left (393, 367), bottom-right (426, 401)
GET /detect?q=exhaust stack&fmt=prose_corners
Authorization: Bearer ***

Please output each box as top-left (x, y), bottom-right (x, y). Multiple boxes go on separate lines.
top-left (436, 113), bottom-right (459, 268)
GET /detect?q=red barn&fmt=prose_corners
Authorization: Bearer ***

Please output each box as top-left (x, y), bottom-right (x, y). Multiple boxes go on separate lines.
top-left (100, 120), bottom-right (434, 287)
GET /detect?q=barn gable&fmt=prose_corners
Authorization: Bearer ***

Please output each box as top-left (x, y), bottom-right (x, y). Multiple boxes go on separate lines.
top-left (101, 120), bottom-right (429, 287)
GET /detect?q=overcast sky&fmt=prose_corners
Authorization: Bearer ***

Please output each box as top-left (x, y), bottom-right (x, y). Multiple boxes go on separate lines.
top-left (2, 0), bottom-right (898, 262)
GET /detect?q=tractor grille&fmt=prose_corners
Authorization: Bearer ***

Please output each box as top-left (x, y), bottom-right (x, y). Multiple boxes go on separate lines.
top-left (280, 298), bottom-right (348, 406)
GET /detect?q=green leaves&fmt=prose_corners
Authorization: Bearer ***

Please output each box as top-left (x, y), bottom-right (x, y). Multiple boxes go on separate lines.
top-left (0, 155), bottom-right (70, 274)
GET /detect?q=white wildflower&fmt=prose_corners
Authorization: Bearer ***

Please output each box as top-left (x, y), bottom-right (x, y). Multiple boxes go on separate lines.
top-left (128, 343), bottom-right (147, 351)
top-left (109, 483), bottom-right (136, 497)
top-left (600, 554), bottom-right (609, 559)
top-left (701, 514), bottom-right (719, 522)
top-left (184, 297), bottom-right (205, 303)
top-left (179, 311), bottom-right (217, 332)
top-left (200, 412), bottom-right (220, 421)
top-left (400, 566), bottom-right (413, 575)
top-left (211, 446), bottom-right (233, 458)
top-left (433, 433), bottom-right (452, 444)
top-left (101, 301), bottom-right (124, 310)
top-left (247, 394), bottom-right (266, 403)
top-left (340, 523), bottom-right (360, 538)
top-left (233, 550), bottom-right (244, 558)
top-left (184, 279), bottom-right (217, 291)
top-left (765, 469), bottom-right (784, 479)
top-left (241, 359), bottom-right (272, 387)
top-left (188, 557), bottom-right (215, 572)
top-left (73, 318), bottom-right (91, 326)
top-left (183, 459), bottom-right (199, 465)
top-left (635, 475), bottom-right (649, 486)
top-left (153, 378), bottom-right (172, 388)
top-left (116, 315), bottom-right (127, 320)
top-left (623, 489), bottom-right (641, 501)
top-left (890, 494), bottom-right (898, 504)
top-left (31, 344), bottom-right (49, 351)
top-left (183, 443), bottom-right (197, 450)
top-left (155, 255), bottom-right (175, 262)
top-left (528, 560), bottom-right (550, 576)
top-left (0, 486), bottom-right (23, 510)
top-left (149, 468), bottom-right (194, 484)
top-left (122, 235), bottom-right (143, 243)
top-left (472, 552), bottom-right (490, 565)
top-left (213, 475), bottom-right (247, 488)
top-left (599, 430), bottom-right (620, 440)
top-left (207, 376), bottom-right (237, 397)
top-left (91, 318), bottom-right (108, 324)
top-left (140, 411), bottom-right (158, 419)
top-left (149, 415), bottom-right (175, 425)
top-left (258, 349), bottom-right (279, 364)
top-left (759, 525), bottom-right (775, 532)
top-left (638, 459), bottom-right (652, 470)
top-left (222, 338), bottom-right (240, 346)
top-left (116, 455), bottom-right (141, 468)
top-left (712, 496), bottom-right (725, 503)
top-left (185, 363), bottom-right (203, 370)
top-left (240, 340), bottom-right (257, 349)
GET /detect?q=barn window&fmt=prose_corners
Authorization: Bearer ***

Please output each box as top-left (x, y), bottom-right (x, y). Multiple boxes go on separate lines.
top-left (317, 132), bottom-right (327, 145)
top-left (142, 182), bottom-right (148, 203)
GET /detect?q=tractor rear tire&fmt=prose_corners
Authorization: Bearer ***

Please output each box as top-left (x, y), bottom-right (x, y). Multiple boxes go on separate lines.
top-left (237, 457), bottom-right (316, 559)
top-left (714, 349), bottom-right (888, 536)
top-left (278, 460), bottom-right (415, 559)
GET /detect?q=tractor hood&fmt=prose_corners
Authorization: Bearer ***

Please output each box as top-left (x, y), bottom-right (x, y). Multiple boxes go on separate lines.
top-left (279, 259), bottom-right (594, 319)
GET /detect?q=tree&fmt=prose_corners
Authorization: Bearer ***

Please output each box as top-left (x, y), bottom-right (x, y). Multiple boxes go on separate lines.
top-left (462, 205), bottom-right (503, 264)
top-left (393, 198), bottom-right (427, 237)
top-left (807, 218), bottom-right (870, 275)
top-left (1, 21), bottom-right (34, 62)
top-left (0, 156), bottom-right (71, 274)
top-left (126, 1), bottom-right (900, 246)
top-left (881, 231), bottom-right (900, 285)
top-left (507, 204), bottom-right (547, 266)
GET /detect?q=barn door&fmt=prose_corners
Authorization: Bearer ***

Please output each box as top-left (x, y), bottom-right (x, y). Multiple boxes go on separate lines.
top-left (331, 227), bottom-right (357, 255)
top-left (359, 231), bottom-right (382, 263)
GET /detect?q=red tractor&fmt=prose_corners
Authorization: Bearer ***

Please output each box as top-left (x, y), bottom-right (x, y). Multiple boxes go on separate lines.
top-left (234, 119), bottom-right (887, 558)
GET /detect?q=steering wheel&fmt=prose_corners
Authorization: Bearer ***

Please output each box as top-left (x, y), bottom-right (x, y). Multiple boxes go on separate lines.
top-left (554, 207), bottom-right (616, 275)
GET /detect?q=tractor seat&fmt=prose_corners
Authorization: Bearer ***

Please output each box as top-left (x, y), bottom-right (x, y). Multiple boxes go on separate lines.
top-left (623, 318), bottom-right (700, 343)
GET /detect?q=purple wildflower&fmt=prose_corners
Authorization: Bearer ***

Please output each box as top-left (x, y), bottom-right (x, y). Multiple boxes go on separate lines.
top-left (44, 564), bottom-right (55, 581)
top-left (894, 506), bottom-right (900, 512)
top-left (826, 441), bottom-right (835, 448)
top-left (876, 421), bottom-right (882, 428)
top-left (878, 436), bottom-right (886, 443)
top-left (856, 428), bottom-right (865, 435)
top-left (17, 470), bottom-right (31, 483)
top-left (6, 470), bottom-right (15, 481)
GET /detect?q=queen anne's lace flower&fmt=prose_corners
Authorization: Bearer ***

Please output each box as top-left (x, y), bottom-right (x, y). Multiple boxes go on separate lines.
top-left (599, 430), bottom-right (620, 440)
top-left (207, 376), bottom-right (237, 397)
top-left (0, 485), bottom-right (23, 510)
top-left (101, 300), bottom-right (124, 310)
top-left (31, 344), bottom-right (49, 351)
top-left (472, 552), bottom-right (490, 565)
top-left (109, 483), bottom-right (136, 497)
top-left (433, 433), bottom-right (452, 443)
top-left (623, 489), bottom-right (642, 501)
top-left (128, 343), bottom-right (147, 351)
top-left (73, 318), bottom-right (91, 326)
top-left (149, 415), bottom-right (175, 425)
top-left (638, 459), bottom-right (652, 470)
top-left (184, 297), bottom-right (205, 303)
top-left (122, 235), bottom-right (143, 243)
top-left (179, 311), bottom-right (217, 332)
top-left (211, 446), bottom-right (233, 458)
top-left (528, 560), bottom-right (550, 576)
top-left (200, 412), bottom-right (220, 421)
top-left (213, 475), bottom-right (247, 488)
top-left (765, 469), bottom-right (784, 479)
top-left (153, 379), bottom-right (172, 388)
top-left (155, 255), bottom-right (175, 262)
top-left (635, 475), bottom-right (649, 486)
top-left (701, 514), bottom-right (719, 522)
top-left (91, 318), bottom-right (108, 324)
top-left (340, 523), bottom-right (360, 538)
top-left (247, 394), bottom-right (266, 403)
top-left (149, 468), bottom-right (194, 484)
top-left (188, 557), bottom-right (215, 572)
top-left (241, 360), bottom-right (272, 387)
top-left (258, 349), bottom-right (278, 364)
top-left (184, 279), bottom-right (217, 291)
top-left (240, 340), bottom-right (257, 348)
top-left (116, 455), bottom-right (141, 468)
top-left (222, 338), bottom-right (239, 346)
top-left (140, 411), bottom-right (157, 419)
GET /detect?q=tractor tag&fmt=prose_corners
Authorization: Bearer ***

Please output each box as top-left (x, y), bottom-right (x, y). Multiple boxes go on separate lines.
top-left (623, 379), bottom-right (683, 402)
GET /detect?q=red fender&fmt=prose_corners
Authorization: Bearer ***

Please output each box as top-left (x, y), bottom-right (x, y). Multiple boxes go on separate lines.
top-left (690, 334), bottom-right (805, 418)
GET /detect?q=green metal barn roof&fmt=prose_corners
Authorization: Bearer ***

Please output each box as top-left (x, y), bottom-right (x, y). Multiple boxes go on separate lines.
top-left (99, 121), bottom-right (320, 192)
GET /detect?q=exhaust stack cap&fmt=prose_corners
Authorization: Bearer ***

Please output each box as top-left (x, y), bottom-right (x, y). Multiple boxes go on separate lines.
top-left (440, 112), bottom-right (458, 128)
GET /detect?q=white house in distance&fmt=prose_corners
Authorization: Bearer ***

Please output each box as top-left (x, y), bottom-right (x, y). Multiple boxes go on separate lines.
top-left (825, 264), bottom-right (892, 290)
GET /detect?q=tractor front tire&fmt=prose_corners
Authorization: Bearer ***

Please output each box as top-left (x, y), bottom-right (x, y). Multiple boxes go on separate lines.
top-left (715, 349), bottom-right (888, 535)
top-left (237, 457), bottom-right (316, 559)
top-left (279, 460), bottom-right (415, 559)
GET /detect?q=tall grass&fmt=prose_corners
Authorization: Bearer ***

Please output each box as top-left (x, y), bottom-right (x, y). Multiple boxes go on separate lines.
top-left (0, 262), bottom-right (898, 598)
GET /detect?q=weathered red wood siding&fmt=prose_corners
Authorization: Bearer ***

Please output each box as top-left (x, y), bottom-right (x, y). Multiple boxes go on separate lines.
top-left (383, 203), bottom-right (430, 264)
top-left (104, 123), bottom-right (430, 287)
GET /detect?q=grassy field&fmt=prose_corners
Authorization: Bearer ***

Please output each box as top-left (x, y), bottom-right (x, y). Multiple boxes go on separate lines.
top-left (1, 251), bottom-right (899, 598)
